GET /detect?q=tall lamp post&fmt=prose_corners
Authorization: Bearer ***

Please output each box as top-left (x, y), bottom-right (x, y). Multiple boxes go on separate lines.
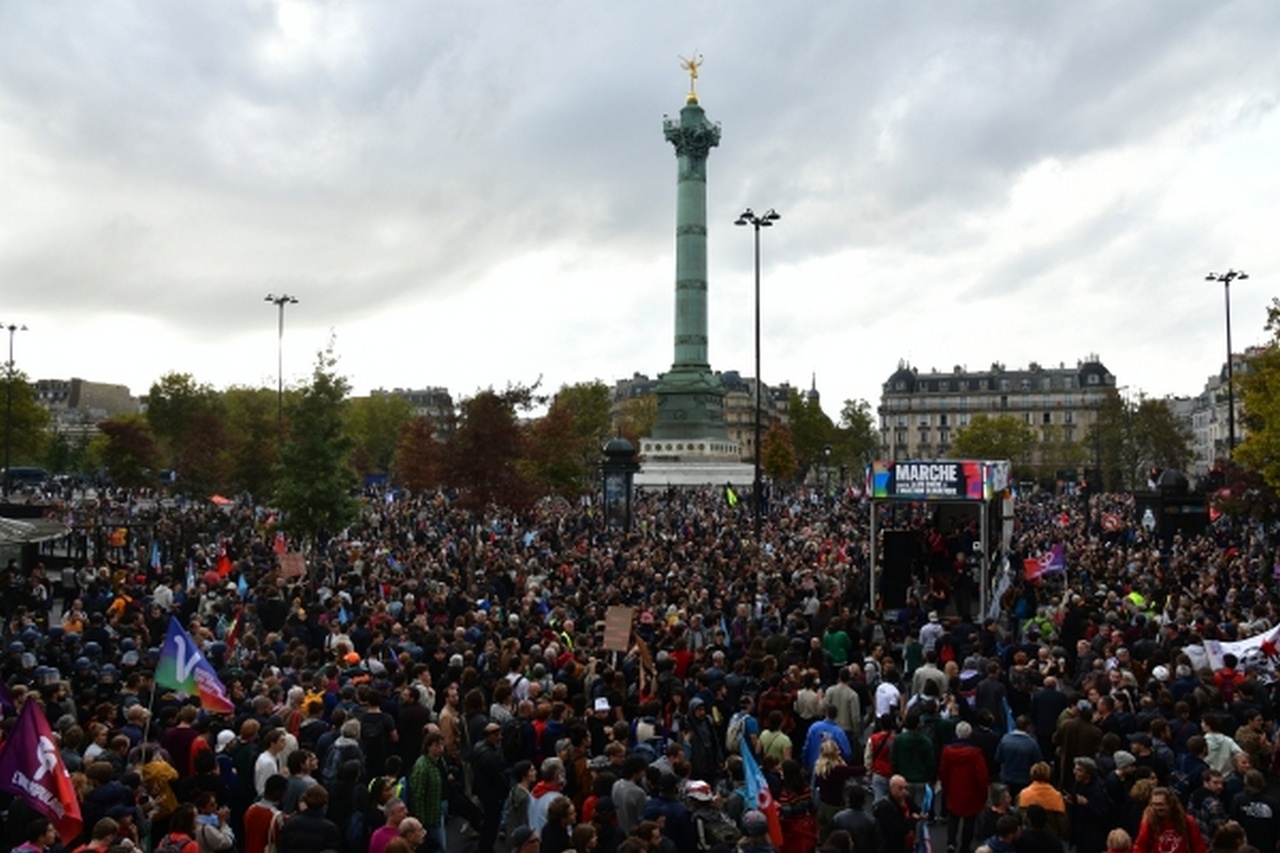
top-left (264, 293), bottom-right (298, 427)
top-left (2, 322), bottom-right (27, 498)
top-left (734, 207), bottom-right (779, 539)
top-left (1206, 270), bottom-right (1247, 459)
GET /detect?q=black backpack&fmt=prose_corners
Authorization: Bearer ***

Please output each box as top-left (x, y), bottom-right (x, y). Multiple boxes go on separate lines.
top-left (501, 717), bottom-right (526, 764)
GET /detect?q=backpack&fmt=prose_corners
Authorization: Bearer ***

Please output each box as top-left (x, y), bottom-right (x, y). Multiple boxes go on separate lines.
top-left (501, 717), bottom-right (526, 764)
top-left (725, 711), bottom-right (748, 754)
top-left (1170, 753), bottom-right (1206, 804)
top-left (696, 814), bottom-right (742, 851)
top-left (155, 834), bottom-right (197, 853)
top-left (322, 741), bottom-right (362, 788)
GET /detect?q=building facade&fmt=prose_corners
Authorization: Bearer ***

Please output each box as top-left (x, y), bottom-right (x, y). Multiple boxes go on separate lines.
top-left (877, 357), bottom-right (1116, 462)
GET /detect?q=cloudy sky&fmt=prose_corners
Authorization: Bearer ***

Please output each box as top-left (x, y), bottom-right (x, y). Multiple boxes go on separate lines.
top-left (2, 1), bottom-right (1278, 418)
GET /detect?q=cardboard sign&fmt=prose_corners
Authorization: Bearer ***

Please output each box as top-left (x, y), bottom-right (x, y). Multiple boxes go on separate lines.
top-left (280, 551), bottom-right (306, 578)
top-left (602, 605), bottom-right (634, 652)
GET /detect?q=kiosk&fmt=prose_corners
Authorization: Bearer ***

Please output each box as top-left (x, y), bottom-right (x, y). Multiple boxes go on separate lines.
top-left (867, 459), bottom-right (1013, 618)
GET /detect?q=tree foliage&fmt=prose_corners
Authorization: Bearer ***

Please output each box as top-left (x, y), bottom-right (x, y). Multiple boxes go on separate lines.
top-left (346, 393), bottom-right (414, 478)
top-left (96, 415), bottom-right (160, 487)
top-left (442, 386), bottom-right (536, 512)
top-left (760, 421), bottom-right (798, 482)
top-left (1237, 298), bottom-right (1280, 491)
top-left (1085, 391), bottom-right (1194, 490)
top-left (273, 346), bottom-right (359, 545)
top-left (615, 395), bottom-right (658, 447)
top-left (145, 372), bottom-right (228, 496)
top-left (393, 416), bottom-right (442, 494)
top-left (830, 398), bottom-right (879, 478)
top-left (223, 386), bottom-right (281, 499)
top-left (951, 414), bottom-right (1037, 472)
top-left (1, 368), bottom-right (50, 464)
top-left (787, 389), bottom-right (835, 480)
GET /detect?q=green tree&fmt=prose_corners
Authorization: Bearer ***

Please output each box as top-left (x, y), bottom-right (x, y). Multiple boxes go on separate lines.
top-left (1130, 396), bottom-right (1195, 476)
top-left (346, 393), bottom-right (413, 478)
top-left (96, 415), bottom-right (160, 487)
top-left (615, 395), bottom-right (658, 447)
top-left (1086, 389), bottom-right (1133, 490)
top-left (1, 368), bottom-right (51, 464)
top-left (524, 402), bottom-right (590, 496)
top-left (44, 428), bottom-right (94, 475)
top-left (760, 421), bottom-right (798, 483)
top-left (145, 372), bottom-right (228, 495)
top-left (1236, 299), bottom-right (1280, 490)
top-left (223, 386), bottom-right (281, 499)
top-left (273, 346), bottom-right (359, 546)
top-left (1034, 424), bottom-right (1089, 484)
top-left (442, 386), bottom-right (536, 512)
top-left (393, 416), bottom-right (442, 494)
top-left (553, 380), bottom-right (613, 464)
top-left (951, 414), bottom-right (1037, 475)
top-left (787, 389), bottom-right (835, 479)
top-left (829, 398), bottom-right (879, 482)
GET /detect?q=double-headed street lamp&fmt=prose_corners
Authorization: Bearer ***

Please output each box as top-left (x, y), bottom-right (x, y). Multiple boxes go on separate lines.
top-left (734, 207), bottom-right (780, 540)
top-left (2, 322), bottom-right (28, 498)
top-left (1206, 270), bottom-right (1247, 459)
top-left (264, 294), bottom-right (298, 426)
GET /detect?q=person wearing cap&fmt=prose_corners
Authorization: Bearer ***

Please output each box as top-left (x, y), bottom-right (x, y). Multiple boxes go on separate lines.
top-left (686, 779), bottom-right (740, 850)
top-left (1068, 757), bottom-right (1111, 853)
top-left (473, 721), bottom-right (512, 853)
top-left (1105, 751), bottom-right (1140, 825)
top-left (920, 610), bottom-right (944, 655)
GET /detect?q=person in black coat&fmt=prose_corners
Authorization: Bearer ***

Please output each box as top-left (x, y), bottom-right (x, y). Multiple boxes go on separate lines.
top-left (830, 783), bottom-right (879, 853)
top-left (1066, 758), bottom-right (1110, 853)
top-left (873, 775), bottom-right (924, 853)
top-left (470, 723), bottom-right (511, 853)
top-left (278, 785), bottom-right (343, 853)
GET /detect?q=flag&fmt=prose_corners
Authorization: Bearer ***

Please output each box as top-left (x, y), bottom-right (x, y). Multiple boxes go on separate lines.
top-left (155, 617), bottom-right (235, 714)
top-left (186, 558), bottom-right (196, 591)
top-left (225, 607), bottom-right (243, 653)
top-left (726, 486), bottom-right (738, 507)
top-left (215, 540), bottom-right (233, 578)
top-left (273, 531), bottom-right (287, 556)
top-left (0, 700), bottom-right (83, 842)
top-left (1023, 543), bottom-right (1066, 581)
top-left (150, 540), bottom-right (162, 571)
top-left (236, 573), bottom-right (249, 599)
top-left (740, 738), bottom-right (783, 847)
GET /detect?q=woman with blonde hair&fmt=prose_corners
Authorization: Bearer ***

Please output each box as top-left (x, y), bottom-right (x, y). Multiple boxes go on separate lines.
top-left (813, 738), bottom-right (860, 842)
top-left (1017, 761), bottom-right (1068, 838)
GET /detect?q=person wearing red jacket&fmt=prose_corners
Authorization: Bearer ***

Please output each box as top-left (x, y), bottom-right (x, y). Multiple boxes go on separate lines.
top-left (940, 721), bottom-right (991, 853)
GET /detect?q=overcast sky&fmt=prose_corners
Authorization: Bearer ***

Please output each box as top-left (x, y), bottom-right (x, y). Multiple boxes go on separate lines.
top-left (3, 1), bottom-right (1278, 418)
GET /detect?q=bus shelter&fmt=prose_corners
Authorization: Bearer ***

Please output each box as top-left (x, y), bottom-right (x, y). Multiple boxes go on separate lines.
top-left (867, 459), bottom-right (1013, 618)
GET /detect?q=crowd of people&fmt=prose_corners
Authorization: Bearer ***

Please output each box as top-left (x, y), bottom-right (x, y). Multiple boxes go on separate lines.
top-left (0, 483), bottom-right (1277, 853)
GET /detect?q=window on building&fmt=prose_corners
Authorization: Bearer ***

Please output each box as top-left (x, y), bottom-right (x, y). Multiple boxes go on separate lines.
top-left (1041, 377), bottom-right (1053, 390)
top-left (958, 413), bottom-right (971, 426)
top-left (1000, 395), bottom-right (1008, 409)
top-left (938, 413), bottom-right (949, 426)
top-left (959, 380), bottom-right (969, 391)
top-left (1064, 411), bottom-right (1074, 424)
top-left (1042, 412), bottom-right (1052, 424)
top-left (1087, 374), bottom-right (1099, 385)
top-left (918, 414), bottom-right (930, 427)
top-left (999, 379), bottom-right (1011, 391)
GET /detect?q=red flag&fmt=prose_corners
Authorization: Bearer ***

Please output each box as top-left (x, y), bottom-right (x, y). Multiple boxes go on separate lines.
top-left (273, 531), bottom-right (287, 556)
top-left (216, 540), bottom-right (233, 578)
top-left (0, 700), bottom-right (84, 842)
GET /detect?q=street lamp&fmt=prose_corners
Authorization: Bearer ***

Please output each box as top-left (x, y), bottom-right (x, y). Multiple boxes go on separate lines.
top-left (823, 443), bottom-right (832, 493)
top-left (1206, 270), bottom-right (1247, 459)
top-left (264, 294), bottom-right (298, 426)
top-left (734, 207), bottom-right (780, 539)
top-left (2, 322), bottom-right (27, 498)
